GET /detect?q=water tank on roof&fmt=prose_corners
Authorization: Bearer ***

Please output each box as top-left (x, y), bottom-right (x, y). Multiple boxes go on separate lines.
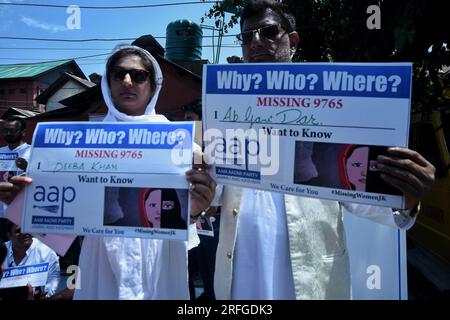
top-left (165, 20), bottom-right (202, 61)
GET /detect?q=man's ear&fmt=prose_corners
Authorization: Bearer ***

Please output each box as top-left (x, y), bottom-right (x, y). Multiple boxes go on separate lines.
top-left (289, 31), bottom-right (299, 54)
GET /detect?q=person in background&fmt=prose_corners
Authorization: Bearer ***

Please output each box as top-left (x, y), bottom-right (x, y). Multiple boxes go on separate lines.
top-left (182, 99), bottom-right (221, 300)
top-left (183, 99), bottom-right (202, 121)
top-left (2, 221), bottom-right (60, 298)
top-left (0, 240), bottom-right (6, 279)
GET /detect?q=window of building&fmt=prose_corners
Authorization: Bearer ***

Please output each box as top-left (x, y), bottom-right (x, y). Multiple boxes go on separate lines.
top-left (20, 88), bottom-right (27, 94)
top-left (0, 89), bottom-right (4, 95)
top-left (8, 88), bottom-right (15, 94)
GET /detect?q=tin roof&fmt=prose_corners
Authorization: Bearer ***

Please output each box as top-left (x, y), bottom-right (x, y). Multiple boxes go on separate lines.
top-left (0, 60), bottom-right (75, 79)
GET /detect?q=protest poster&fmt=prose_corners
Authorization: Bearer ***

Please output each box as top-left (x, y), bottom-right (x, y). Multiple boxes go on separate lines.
top-left (21, 122), bottom-right (194, 241)
top-left (0, 263), bottom-right (48, 289)
top-left (203, 63), bottom-right (412, 208)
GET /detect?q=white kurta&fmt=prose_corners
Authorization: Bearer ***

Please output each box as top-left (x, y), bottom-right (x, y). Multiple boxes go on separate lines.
top-left (232, 189), bottom-right (296, 300)
top-left (74, 235), bottom-right (192, 300)
top-left (229, 189), bottom-right (415, 300)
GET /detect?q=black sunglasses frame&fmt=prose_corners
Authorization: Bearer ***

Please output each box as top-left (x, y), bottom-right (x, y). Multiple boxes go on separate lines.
top-left (236, 24), bottom-right (286, 44)
top-left (110, 67), bottom-right (151, 84)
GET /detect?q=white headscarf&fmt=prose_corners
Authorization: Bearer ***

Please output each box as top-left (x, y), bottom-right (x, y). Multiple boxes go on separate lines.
top-left (101, 45), bottom-right (167, 122)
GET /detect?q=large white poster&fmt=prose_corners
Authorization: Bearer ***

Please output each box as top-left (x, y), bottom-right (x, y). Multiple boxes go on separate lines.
top-left (203, 63), bottom-right (412, 208)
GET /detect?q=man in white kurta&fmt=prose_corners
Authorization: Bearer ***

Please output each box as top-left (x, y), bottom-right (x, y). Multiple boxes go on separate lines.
top-left (214, 0), bottom-right (435, 300)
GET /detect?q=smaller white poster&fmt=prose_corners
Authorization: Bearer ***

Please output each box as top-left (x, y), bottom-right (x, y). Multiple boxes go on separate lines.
top-left (0, 263), bottom-right (49, 289)
top-left (196, 216), bottom-right (214, 237)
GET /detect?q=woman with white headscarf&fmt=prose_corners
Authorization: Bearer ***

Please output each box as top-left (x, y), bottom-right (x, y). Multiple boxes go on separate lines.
top-left (73, 46), bottom-right (215, 300)
top-left (0, 46), bottom-right (215, 300)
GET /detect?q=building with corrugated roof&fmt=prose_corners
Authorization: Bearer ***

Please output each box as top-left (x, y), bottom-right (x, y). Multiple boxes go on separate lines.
top-left (0, 60), bottom-right (86, 115)
top-left (35, 72), bottom-right (96, 112)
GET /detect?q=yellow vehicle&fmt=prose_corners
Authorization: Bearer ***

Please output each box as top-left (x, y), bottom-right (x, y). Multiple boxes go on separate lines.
top-left (409, 107), bottom-right (450, 269)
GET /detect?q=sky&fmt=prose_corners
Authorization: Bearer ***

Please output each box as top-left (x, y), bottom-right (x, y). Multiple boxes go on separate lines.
top-left (0, 0), bottom-right (242, 78)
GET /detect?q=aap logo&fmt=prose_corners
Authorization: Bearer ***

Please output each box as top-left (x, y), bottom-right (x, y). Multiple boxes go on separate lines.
top-left (213, 135), bottom-right (259, 172)
top-left (33, 185), bottom-right (76, 218)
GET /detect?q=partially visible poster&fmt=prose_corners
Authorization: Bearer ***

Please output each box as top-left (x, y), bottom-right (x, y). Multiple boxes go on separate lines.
top-left (22, 122), bottom-right (194, 241)
top-left (0, 263), bottom-right (49, 289)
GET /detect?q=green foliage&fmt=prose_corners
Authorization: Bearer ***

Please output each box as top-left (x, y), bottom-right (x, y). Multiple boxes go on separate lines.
top-left (204, 0), bottom-right (450, 112)
top-left (203, 0), bottom-right (243, 33)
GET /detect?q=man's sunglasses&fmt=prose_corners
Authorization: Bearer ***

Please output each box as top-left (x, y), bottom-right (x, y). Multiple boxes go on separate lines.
top-left (236, 24), bottom-right (285, 44)
top-left (110, 67), bottom-right (151, 84)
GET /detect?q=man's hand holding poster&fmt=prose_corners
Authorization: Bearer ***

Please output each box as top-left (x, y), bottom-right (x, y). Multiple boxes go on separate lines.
top-left (22, 122), bottom-right (194, 241)
top-left (203, 63), bottom-right (412, 208)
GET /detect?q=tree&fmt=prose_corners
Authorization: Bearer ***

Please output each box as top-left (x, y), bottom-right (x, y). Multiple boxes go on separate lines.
top-left (204, 0), bottom-right (450, 111)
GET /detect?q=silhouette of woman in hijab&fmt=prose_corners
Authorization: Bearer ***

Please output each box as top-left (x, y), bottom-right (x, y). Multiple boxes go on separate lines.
top-left (140, 188), bottom-right (185, 229)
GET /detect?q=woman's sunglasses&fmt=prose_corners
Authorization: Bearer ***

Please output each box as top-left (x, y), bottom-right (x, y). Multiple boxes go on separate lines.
top-left (110, 67), bottom-right (150, 84)
top-left (236, 24), bottom-right (285, 44)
